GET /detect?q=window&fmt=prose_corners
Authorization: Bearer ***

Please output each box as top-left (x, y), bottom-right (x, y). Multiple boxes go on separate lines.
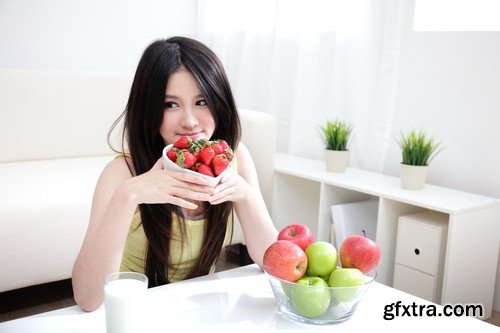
top-left (413, 0), bottom-right (500, 31)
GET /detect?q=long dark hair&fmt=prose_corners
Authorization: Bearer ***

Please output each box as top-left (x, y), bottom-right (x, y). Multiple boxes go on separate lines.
top-left (108, 36), bottom-right (241, 287)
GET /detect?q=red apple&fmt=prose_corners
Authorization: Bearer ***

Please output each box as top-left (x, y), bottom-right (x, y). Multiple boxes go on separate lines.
top-left (339, 235), bottom-right (381, 274)
top-left (277, 223), bottom-right (314, 250)
top-left (263, 240), bottom-right (308, 282)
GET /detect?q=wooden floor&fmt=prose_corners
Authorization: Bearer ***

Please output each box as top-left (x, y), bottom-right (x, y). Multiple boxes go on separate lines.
top-left (1, 248), bottom-right (499, 327)
top-left (489, 310), bottom-right (500, 327)
top-left (0, 278), bottom-right (76, 322)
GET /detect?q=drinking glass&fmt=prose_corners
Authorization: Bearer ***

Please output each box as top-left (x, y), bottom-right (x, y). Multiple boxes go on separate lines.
top-left (103, 272), bottom-right (148, 333)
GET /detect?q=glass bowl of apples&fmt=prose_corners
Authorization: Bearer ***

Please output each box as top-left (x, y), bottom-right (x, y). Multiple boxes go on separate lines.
top-left (264, 225), bottom-right (381, 325)
top-left (264, 268), bottom-right (376, 325)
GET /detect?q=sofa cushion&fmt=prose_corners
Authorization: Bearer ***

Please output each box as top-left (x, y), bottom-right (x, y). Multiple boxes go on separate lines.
top-left (0, 156), bottom-right (113, 292)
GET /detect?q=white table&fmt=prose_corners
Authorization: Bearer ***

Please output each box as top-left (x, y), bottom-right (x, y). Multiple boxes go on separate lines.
top-left (0, 265), bottom-right (497, 332)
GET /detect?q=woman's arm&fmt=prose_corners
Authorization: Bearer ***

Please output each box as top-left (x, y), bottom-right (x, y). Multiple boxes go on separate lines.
top-left (209, 143), bottom-right (278, 267)
top-left (72, 157), bottom-right (214, 311)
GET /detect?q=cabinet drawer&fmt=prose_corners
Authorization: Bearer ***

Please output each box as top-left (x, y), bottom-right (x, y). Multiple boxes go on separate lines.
top-left (393, 264), bottom-right (436, 302)
top-left (395, 214), bottom-right (447, 276)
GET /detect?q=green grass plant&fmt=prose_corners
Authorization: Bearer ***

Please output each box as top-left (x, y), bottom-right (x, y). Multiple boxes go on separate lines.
top-left (320, 119), bottom-right (353, 151)
top-left (398, 129), bottom-right (442, 166)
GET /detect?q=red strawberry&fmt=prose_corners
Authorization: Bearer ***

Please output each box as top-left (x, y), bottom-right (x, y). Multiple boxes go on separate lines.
top-left (197, 163), bottom-right (214, 177)
top-left (212, 154), bottom-right (230, 176)
top-left (174, 136), bottom-right (191, 149)
top-left (219, 140), bottom-right (229, 151)
top-left (191, 146), bottom-right (201, 161)
top-left (190, 162), bottom-right (200, 171)
top-left (176, 150), bottom-right (196, 168)
top-left (199, 146), bottom-right (215, 165)
top-left (196, 138), bottom-right (209, 148)
top-left (210, 142), bottom-right (224, 155)
top-left (224, 147), bottom-right (234, 162)
top-left (166, 149), bottom-right (178, 162)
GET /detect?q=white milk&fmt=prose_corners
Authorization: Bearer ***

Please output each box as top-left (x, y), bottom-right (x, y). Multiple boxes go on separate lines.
top-left (104, 278), bottom-right (147, 333)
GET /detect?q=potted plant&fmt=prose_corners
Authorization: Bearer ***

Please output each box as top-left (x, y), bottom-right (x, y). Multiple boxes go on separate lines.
top-left (397, 129), bottom-right (442, 190)
top-left (319, 119), bottom-right (353, 173)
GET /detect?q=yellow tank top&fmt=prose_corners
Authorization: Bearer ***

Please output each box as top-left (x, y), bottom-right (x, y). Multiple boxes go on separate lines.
top-left (120, 211), bottom-right (233, 282)
top-left (117, 154), bottom-right (237, 282)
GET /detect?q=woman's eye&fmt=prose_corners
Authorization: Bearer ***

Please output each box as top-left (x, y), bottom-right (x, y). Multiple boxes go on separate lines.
top-left (196, 99), bottom-right (207, 106)
top-left (164, 102), bottom-right (178, 109)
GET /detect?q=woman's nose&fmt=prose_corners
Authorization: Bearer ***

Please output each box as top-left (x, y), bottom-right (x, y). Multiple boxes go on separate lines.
top-left (181, 108), bottom-right (198, 129)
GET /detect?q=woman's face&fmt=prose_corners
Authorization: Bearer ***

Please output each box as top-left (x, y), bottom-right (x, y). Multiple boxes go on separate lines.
top-left (160, 66), bottom-right (216, 145)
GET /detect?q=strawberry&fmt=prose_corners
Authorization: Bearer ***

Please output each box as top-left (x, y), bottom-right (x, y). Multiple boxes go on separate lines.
top-left (191, 145), bottom-right (201, 161)
top-left (196, 138), bottom-right (209, 147)
top-left (173, 136), bottom-right (191, 149)
top-left (199, 146), bottom-right (215, 165)
top-left (212, 154), bottom-right (230, 176)
top-left (166, 149), bottom-right (178, 162)
top-left (219, 140), bottom-right (229, 151)
top-left (210, 141), bottom-right (224, 155)
top-left (176, 150), bottom-right (196, 168)
top-left (224, 147), bottom-right (234, 161)
top-left (197, 163), bottom-right (214, 177)
top-left (168, 138), bottom-right (233, 175)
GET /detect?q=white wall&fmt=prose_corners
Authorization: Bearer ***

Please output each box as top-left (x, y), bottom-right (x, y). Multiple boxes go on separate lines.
top-left (0, 0), bottom-right (197, 72)
top-left (383, 1), bottom-right (500, 312)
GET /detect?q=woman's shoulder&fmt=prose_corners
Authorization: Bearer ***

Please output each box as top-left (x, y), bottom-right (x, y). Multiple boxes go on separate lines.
top-left (235, 141), bottom-right (250, 158)
top-left (101, 155), bottom-right (135, 181)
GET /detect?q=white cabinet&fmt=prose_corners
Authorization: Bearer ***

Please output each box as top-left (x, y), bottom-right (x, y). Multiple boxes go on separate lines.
top-left (393, 211), bottom-right (448, 303)
top-left (393, 265), bottom-right (436, 302)
top-left (271, 153), bottom-right (500, 319)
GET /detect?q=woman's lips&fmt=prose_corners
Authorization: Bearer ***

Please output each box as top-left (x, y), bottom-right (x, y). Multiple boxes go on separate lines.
top-left (179, 132), bottom-right (202, 140)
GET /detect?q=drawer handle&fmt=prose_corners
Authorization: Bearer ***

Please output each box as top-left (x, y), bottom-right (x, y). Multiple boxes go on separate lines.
top-left (414, 248), bottom-right (420, 255)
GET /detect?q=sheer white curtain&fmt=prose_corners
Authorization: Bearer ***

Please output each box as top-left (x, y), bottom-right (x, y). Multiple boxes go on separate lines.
top-left (196, 0), bottom-right (406, 171)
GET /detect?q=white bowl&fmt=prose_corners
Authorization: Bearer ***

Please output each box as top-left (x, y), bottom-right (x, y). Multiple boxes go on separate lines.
top-left (162, 144), bottom-right (232, 188)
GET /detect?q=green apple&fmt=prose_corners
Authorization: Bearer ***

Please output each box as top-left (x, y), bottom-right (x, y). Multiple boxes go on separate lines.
top-left (305, 241), bottom-right (338, 277)
top-left (281, 281), bottom-right (293, 297)
top-left (319, 274), bottom-right (330, 282)
top-left (291, 277), bottom-right (331, 318)
top-left (328, 268), bottom-right (364, 302)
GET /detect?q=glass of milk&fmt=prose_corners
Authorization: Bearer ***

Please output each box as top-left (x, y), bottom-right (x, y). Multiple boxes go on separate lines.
top-left (103, 272), bottom-right (148, 333)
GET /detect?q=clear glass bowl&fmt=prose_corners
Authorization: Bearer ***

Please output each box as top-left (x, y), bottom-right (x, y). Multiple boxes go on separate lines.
top-left (265, 269), bottom-right (376, 325)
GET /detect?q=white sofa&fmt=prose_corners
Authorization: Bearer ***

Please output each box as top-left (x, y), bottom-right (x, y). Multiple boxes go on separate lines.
top-left (0, 69), bottom-right (276, 293)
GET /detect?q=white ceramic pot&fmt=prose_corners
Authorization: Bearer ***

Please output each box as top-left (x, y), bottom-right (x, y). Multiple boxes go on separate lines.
top-left (400, 164), bottom-right (428, 190)
top-left (325, 150), bottom-right (350, 173)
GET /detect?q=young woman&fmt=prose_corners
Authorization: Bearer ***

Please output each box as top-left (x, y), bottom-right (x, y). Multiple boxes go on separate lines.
top-left (72, 36), bottom-right (278, 311)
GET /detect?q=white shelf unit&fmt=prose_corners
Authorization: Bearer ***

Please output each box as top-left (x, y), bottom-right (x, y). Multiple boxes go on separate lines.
top-left (271, 153), bottom-right (500, 319)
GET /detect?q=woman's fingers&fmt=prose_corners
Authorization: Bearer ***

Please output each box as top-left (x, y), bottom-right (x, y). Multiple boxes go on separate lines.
top-left (139, 167), bottom-right (218, 204)
top-left (167, 196), bottom-right (198, 209)
top-left (168, 177), bottom-right (215, 195)
top-left (169, 186), bottom-right (213, 202)
top-left (212, 173), bottom-right (237, 193)
top-left (219, 167), bottom-right (235, 183)
top-left (209, 171), bottom-right (252, 204)
top-left (168, 170), bottom-right (212, 186)
top-left (209, 186), bottom-right (235, 205)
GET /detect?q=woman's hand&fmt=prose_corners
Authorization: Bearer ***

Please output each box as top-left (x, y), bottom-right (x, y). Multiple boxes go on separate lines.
top-left (123, 158), bottom-right (215, 209)
top-left (209, 168), bottom-right (252, 205)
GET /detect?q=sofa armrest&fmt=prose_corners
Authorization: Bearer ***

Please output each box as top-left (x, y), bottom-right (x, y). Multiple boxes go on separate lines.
top-left (230, 109), bottom-right (277, 245)
top-left (0, 156), bottom-right (113, 292)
